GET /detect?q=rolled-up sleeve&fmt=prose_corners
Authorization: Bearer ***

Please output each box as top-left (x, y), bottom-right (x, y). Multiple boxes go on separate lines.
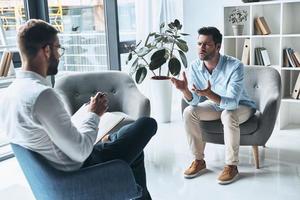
top-left (184, 64), bottom-right (207, 106)
top-left (34, 89), bottom-right (99, 163)
top-left (219, 64), bottom-right (244, 110)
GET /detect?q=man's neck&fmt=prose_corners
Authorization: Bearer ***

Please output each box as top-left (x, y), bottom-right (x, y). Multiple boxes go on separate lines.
top-left (21, 61), bottom-right (47, 78)
top-left (204, 53), bottom-right (220, 73)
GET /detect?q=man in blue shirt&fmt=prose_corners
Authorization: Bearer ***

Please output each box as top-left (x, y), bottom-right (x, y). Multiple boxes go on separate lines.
top-left (171, 27), bottom-right (256, 184)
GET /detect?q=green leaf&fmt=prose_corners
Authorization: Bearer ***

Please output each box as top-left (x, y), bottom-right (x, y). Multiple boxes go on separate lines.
top-left (149, 57), bottom-right (167, 70)
top-left (180, 33), bottom-right (190, 36)
top-left (131, 57), bottom-right (139, 70)
top-left (137, 47), bottom-right (150, 57)
top-left (176, 41), bottom-right (189, 52)
top-left (173, 19), bottom-right (180, 28)
top-left (160, 22), bottom-right (165, 29)
top-left (151, 49), bottom-right (166, 61)
top-left (166, 30), bottom-right (173, 34)
top-left (168, 57), bottom-right (181, 76)
top-left (168, 23), bottom-right (174, 29)
top-left (135, 67), bottom-right (147, 84)
top-left (127, 52), bottom-right (132, 62)
top-left (178, 50), bottom-right (188, 68)
top-left (177, 38), bottom-right (187, 44)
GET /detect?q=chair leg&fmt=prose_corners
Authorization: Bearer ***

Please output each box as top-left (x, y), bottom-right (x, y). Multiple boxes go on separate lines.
top-left (252, 145), bottom-right (259, 169)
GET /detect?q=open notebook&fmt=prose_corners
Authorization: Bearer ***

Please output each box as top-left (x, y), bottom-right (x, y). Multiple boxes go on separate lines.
top-left (71, 104), bottom-right (125, 144)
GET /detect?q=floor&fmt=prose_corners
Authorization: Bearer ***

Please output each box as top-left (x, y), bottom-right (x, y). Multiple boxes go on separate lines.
top-left (0, 110), bottom-right (300, 200)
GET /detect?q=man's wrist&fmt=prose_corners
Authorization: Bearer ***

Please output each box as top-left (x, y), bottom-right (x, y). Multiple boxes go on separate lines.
top-left (183, 89), bottom-right (193, 101)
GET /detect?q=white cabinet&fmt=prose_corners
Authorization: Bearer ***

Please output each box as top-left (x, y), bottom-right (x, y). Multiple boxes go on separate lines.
top-left (223, 0), bottom-right (300, 130)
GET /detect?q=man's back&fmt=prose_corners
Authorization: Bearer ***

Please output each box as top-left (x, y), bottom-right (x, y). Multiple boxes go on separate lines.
top-left (0, 71), bottom-right (89, 171)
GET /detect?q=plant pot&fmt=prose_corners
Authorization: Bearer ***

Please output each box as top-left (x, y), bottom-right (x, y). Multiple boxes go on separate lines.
top-left (150, 76), bottom-right (172, 123)
top-left (232, 24), bottom-right (244, 36)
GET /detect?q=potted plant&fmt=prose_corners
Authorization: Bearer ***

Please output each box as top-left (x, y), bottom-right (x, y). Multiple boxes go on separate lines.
top-left (126, 19), bottom-right (189, 122)
top-left (228, 8), bottom-right (248, 35)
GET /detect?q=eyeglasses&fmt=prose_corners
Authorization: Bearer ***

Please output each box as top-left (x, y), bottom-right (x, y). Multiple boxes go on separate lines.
top-left (53, 44), bottom-right (65, 58)
top-left (44, 43), bottom-right (65, 58)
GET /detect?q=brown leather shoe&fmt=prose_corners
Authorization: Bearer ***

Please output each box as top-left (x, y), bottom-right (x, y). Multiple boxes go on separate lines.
top-left (217, 165), bottom-right (239, 184)
top-left (184, 159), bottom-right (206, 179)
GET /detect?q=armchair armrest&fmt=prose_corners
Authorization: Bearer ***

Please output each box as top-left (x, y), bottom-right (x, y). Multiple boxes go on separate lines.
top-left (122, 86), bottom-right (150, 119)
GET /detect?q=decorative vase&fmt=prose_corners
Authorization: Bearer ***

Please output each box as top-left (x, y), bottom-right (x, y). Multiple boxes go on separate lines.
top-left (232, 24), bottom-right (244, 36)
top-left (150, 77), bottom-right (172, 123)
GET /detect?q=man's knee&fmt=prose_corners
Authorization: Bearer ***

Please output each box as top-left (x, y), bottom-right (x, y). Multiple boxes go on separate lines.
top-left (221, 110), bottom-right (239, 126)
top-left (137, 117), bottom-right (157, 137)
top-left (183, 106), bottom-right (197, 121)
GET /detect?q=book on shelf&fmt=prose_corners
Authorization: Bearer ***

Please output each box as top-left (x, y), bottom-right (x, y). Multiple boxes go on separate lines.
top-left (294, 51), bottom-right (300, 67)
top-left (241, 39), bottom-right (250, 65)
top-left (291, 51), bottom-right (300, 67)
top-left (283, 49), bottom-right (289, 67)
top-left (292, 73), bottom-right (300, 99)
top-left (254, 18), bottom-right (263, 35)
top-left (71, 103), bottom-right (125, 144)
top-left (260, 48), bottom-right (271, 66)
top-left (285, 48), bottom-right (298, 68)
top-left (256, 17), bottom-right (271, 35)
top-left (255, 47), bottom-right (270, 66)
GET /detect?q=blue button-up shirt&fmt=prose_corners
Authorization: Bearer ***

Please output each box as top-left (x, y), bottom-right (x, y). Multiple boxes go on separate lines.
top-left (185, 54), bottom-right (256, 111)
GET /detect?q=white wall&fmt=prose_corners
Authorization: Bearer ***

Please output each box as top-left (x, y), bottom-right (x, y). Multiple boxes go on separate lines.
top-left (183, 0), bottom-right (242, 62)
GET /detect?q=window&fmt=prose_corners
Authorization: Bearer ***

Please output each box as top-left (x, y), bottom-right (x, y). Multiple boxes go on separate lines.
top-left (117, 0), bottom-right (136, 71)
top-left (48, 0), bottom-right (108, 72)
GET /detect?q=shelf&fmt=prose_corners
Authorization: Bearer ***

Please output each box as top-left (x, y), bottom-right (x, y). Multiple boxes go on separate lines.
top-left (251, 34), bottom-right (281, 38)
top-left (282, 34), bottom-right (300, 38)
top-left (224, 35), bottom-right (250, 39)
top-left (281, 67), bottom-right (300, 71)
top-left (224, 1), bottom-right (300, 131)
top-left (281, 98), bottom-right (300, 103)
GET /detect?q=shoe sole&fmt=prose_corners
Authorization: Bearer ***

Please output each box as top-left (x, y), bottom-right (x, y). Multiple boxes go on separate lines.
top-left (217, 173), bottom-right (239, 185)
top-left (184, 168), bottom-right (207, 179)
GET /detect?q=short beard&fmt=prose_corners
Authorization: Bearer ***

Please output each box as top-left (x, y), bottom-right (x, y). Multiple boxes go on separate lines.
top-left (47, 53), bottom-right (59, 75)
top-left (200, 52), bottom-right (214, 61)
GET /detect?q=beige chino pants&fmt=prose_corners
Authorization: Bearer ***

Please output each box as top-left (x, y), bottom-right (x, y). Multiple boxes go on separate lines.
top-left (183, 100), bottom-right (254, 165)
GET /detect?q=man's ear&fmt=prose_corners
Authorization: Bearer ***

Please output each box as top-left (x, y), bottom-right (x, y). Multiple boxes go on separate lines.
top-left (43, 45), bottom-right (51, 59)
top-left (216, 43), bottom-right (221, 51)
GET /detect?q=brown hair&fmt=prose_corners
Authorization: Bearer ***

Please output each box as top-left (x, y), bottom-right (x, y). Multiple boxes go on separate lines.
top-left (17, 19), bottom-right (59, 59)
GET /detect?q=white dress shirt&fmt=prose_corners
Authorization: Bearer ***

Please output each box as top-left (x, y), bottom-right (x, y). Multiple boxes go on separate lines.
top-left (0, 71), bottom-right (100, 171)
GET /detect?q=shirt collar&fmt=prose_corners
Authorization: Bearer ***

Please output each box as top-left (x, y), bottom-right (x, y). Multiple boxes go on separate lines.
top-left (200, 54), bottom-right (224, 73)
top-left (16, 70), bottom-right (51, 87)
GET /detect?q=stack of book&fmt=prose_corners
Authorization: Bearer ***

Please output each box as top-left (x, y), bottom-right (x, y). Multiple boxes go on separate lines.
top-left (254, 17), bottom-right (271, 35)
top-left (255, 47), bottom-right (271, 66)
top-left (283, 48), bottom-right (300, 68)
top-left (0, 51), bottom-right (13, 77)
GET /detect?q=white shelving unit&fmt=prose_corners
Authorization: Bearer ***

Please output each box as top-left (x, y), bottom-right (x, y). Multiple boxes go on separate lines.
top-left (223, 0), bottom-right (300, 131)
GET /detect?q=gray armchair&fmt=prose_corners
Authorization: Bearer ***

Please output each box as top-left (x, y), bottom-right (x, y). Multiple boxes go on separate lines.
top-left (181, 66), bottom-right (281, 169)
top-left (55, 71), bottom-right (150, 133)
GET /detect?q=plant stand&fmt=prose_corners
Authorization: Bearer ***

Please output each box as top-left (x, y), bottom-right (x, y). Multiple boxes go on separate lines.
top-left (150, 78), bottom-right (172, 123)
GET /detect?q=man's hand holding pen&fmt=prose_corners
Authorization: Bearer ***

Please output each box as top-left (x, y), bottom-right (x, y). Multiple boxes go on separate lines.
top-left (89, 92), bottom-right (109, 117)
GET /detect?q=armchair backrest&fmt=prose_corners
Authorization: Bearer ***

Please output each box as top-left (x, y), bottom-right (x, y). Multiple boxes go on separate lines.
top-left (243, 66), bottom-right (281, 113)
top-left (55, 71), bottom-right (140, 115)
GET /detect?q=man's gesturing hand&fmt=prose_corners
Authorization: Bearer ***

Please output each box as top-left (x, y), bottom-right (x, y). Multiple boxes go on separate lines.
top-left (192, 80), bottom-right (212, 97)
top-left (89, 92), bottom-right (108, 117)
top-left (171, 71), bottom-right (189, 92)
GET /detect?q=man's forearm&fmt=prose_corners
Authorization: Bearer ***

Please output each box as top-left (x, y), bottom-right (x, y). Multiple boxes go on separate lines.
top-left (206, 90), bottom-right (221, 104)
top-left (183, 89), bottom-right (193, 101)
